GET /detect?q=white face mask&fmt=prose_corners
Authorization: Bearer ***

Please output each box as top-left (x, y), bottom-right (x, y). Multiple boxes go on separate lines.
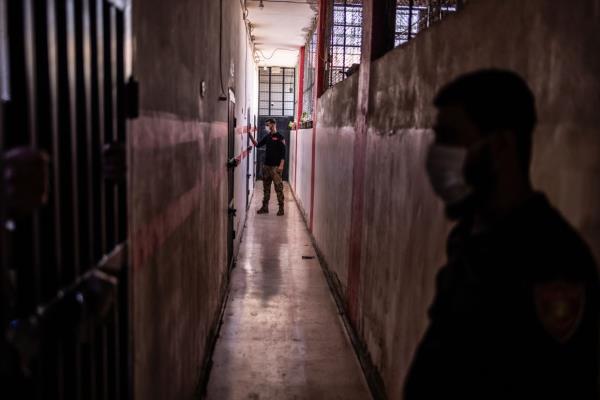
top-left (265, 126), bottom-right (271, 133)
top-left (426, 144), bottom-right (472, 206)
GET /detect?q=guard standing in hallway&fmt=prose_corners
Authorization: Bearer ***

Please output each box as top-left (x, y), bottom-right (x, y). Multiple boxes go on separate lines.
top-left (405, 69), bottom-right (600, 399)
top-left (250, 118), bottom-right (286, 216)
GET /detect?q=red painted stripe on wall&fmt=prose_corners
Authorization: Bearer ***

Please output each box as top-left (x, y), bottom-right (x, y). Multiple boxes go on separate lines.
top-left (130, 117), bottom-right (228, 271)
top-left (233, 145), bottom-right (253, 163)
top-left (235, 125), bottom-right (256, 135)
top-left (132, 181), bottom-right (206, 270)
top-left (295, 47), bottom-right (305, 191)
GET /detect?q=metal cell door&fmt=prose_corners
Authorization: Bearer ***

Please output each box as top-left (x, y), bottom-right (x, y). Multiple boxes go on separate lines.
top-left (227, 89), bottom-right (235, 270)
top-left (245, 108), bottom-right (251, 211)
top-left (0, 0), bottom-right (131, 399)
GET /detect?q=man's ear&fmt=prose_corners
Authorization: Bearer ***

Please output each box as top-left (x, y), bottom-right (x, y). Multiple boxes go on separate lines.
top-left (489, 130), bottom-right (520, 173)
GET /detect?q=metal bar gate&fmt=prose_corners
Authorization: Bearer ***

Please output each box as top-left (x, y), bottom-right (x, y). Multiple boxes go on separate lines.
top-left (0, 0), bottom-right (131, 399)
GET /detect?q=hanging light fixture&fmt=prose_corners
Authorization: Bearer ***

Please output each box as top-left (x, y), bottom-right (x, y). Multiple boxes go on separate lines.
top-left (259, 0), bottom-right (264, 9)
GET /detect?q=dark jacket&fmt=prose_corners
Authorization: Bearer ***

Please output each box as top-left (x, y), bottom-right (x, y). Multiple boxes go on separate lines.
top-left (257, 132), bottom-right (286, 167)
top-left (405, 193), bottom-right (600, 399)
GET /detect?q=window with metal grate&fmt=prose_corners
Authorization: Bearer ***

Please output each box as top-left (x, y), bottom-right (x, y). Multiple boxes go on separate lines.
top-left (328, 0), bottom-right (362, 87)
top-left (258, 66), bottom-right (296, 117)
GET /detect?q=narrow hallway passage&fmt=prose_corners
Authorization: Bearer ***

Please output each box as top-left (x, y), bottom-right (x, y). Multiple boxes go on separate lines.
top-left (205, 183), bottom-right (371, 400)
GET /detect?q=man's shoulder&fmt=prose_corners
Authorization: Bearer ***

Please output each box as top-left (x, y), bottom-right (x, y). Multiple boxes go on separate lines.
top-left (516, 194), bottom-right (597, 281)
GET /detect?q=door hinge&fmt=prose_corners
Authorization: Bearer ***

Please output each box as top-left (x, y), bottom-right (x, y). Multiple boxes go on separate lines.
top-left (124, 77), bottom-right (139, 119)
top-left (103, 142), bottom-right (127, 182)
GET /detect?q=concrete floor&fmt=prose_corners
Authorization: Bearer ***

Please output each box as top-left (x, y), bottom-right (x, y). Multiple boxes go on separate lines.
top-left (205, 182), bottom-right (371, 400)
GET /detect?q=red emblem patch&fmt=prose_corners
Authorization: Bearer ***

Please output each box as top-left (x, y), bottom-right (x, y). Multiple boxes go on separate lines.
top-left (534, 281), bottom-right (585, 343)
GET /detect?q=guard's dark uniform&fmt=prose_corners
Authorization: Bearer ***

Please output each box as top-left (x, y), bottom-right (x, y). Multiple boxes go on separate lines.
top-left (257, 132), bottom-right (286, 208)
top-left (405, 193), bottom-right (600, 399)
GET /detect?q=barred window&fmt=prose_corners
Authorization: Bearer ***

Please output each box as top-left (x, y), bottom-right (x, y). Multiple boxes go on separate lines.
top-left (302, 27), bottom-right (318, 122)
top-left (395, 0), bottom-right (458, 46)
top-left (328, 0), bottom-right (363, 87)
top-left (258, 67), bottom-right (296, 117)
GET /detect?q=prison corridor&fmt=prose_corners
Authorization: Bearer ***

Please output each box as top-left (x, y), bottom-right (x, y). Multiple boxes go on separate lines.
top-left (205, 183), bottom-right (371, 400)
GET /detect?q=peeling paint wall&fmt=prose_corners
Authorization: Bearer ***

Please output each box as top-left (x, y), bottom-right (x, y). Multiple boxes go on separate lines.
top-left (290, 0), bottom-right (600, 398)
top-left (128, 0), bottom-right (257, 398)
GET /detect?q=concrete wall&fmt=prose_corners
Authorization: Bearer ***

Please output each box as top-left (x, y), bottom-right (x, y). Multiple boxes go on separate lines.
top-left (292, 128), bottom-right (314, 220)
top-left (128, 0), bottom-right (257, 398)
top-left (311, 76), bottom-right (357, 294)
top-left (289, 0), bottom-right (600, 398)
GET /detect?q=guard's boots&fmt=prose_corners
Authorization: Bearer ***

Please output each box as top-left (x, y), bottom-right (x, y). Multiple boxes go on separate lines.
top-left (257, 204), bottom-right (269, 214)
top-left (277, 205), bottom-right (284, 216)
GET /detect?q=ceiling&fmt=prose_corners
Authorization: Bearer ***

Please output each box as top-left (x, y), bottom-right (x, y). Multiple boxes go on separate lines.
top-left (244, 0), bottom-right (318, 67)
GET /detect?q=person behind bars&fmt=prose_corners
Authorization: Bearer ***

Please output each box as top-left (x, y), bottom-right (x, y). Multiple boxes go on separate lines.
top-left (404, 69), bottom-right (600, 399)
top-left (249, 118), bottom-right (286, 216)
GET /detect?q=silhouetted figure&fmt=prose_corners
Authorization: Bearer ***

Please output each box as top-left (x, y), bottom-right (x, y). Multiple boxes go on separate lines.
top-left (405, 69), bottom-right (600, 399)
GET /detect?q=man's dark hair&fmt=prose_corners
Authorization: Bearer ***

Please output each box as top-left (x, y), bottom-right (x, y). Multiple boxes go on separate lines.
top-left (434, 69), bottom-right (537, 171)
top-left (265, 118), bottom-right (276, 124)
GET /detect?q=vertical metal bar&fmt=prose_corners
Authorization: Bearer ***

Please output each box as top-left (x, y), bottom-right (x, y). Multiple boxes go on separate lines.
top-left (67, 1), bottom-right (83, 398)
top-left (46, 0), bottom-right (66, 396)
top-left (115, 9), bottom-right (126, 244)
top-left (315, 0), bottom-right (329, 98)
top-left (103, 2), bottom-right (115, 250)
top-left (343, 2), bottom-right (347, 82)
top-left (408, 0), bottom-right (414, 40)
top-left (116, 10), bottom-right (127, 398)
top-left (32, 0), bottom-right (63, 396)
top-left (95, 0), bottom-right (107, 258)
top-left (0, 0), bottom-right (8, 394)
top-left (110, 6), bottom-right (119, 249)
top-left (83, 0), bottom-right (95, 261)
top-left (23, 0), bottom-right (36, 146)
top-left (47, 0), bottom-right (63, 291)
top-left (23, 0), bottom-right (44, 337)
top-left (66, 0), bottom-right (80, 279)
top-left (0, 0), bottom-right (9, 103)
top-left (74, 0), bottom-right (95, 272)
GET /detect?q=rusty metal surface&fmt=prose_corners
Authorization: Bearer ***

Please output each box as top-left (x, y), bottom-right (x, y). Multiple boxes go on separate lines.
top-left (205, 182), bottom-right (371, 400)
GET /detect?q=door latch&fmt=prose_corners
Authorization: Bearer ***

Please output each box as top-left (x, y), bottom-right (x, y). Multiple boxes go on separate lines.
top-left (124, 76), bottom-right (139, 119)
top-left (227, 157), bottom-right (239, 168)
top-left (102, 142), bottom-right (126, 182)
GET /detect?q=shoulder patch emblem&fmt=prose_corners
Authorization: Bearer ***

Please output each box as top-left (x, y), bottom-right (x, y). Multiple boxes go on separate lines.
top-left (534, 281), bottom-right (585, 343)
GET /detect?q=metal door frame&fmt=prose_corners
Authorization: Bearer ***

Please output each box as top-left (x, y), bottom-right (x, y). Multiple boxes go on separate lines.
top-left (227, 88), bottom-right (236, 270)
